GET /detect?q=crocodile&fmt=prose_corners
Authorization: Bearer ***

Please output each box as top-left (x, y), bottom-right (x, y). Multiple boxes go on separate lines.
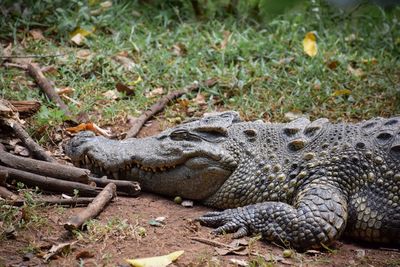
top-left (65, 111), bottom-right (400, 250)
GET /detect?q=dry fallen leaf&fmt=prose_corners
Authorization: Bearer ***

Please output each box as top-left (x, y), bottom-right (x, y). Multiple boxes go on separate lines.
top-left (326, 60), bottom-right (339, 70)
top-left (103, 89), bottom-right (120, 100)
top-left (100, 1), bottom-right (112, 8)
top-left (172, 43), bottom-right (187, 56)
top-left (29, 29), bottom-right (45, 40)
top-left (14, 145), bottom-right (30, 157)
top-left (1, 43), bottom-right (12, 58)
top-left (347, 64), bottom-right (365, 77)
top-left (77, 49), bottom-right (92, 59)
top-left (145, 87), bottom-right (164, 98)
top-left (116, 82), bottom-right (135, 96)
top-left (66, 122), bottom-right (112, 138)
top-left (70, 27), bottom-right (94, 45)
top-left (126, 250), bottom-right (184, 267)
top-left (277, 57), bottom-right (294, 65)
top-left (194, 93), bottom-right (206, 105)
top-left (220, 31), bottom-right (231, 50)
top-left (43, 241), bottom-right (77, 262)
top-left (56, 87), bottom-right (75, 96)
top-left (303, 31), bottom-right (318, 57)
top-left (113, 55), bottom-right (136, 71)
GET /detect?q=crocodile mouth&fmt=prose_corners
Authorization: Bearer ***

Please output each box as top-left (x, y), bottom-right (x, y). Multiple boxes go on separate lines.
top-left (76, 153), bottom-right (231, 180)
top-left (76, 154), bottom-right (184, 179)
top-left (76, 152), bottom-right (234, 200)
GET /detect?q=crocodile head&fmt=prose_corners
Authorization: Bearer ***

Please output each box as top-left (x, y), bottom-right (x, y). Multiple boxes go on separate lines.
top-left (65, 112), bottom-right (241, 200)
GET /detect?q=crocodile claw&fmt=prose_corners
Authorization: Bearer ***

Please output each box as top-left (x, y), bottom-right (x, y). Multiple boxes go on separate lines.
top-left (197, 209), bottom-right (250, 238)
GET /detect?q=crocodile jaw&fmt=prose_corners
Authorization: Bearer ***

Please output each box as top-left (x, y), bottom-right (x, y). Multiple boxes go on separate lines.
top-left (65, 131), bottom-right (237, 200)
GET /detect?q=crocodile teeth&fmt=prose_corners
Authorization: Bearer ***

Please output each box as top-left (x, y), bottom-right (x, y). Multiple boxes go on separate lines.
top-left (112, 171), bottom-right (119, 179)
top-left (84, 155), bottom-right (90, 165)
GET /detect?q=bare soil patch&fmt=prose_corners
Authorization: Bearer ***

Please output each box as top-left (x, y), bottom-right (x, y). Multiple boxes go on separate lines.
top-left (1, 193), bottom-right (400, 266)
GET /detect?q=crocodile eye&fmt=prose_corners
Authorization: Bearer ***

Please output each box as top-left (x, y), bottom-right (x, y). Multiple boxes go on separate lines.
top-left (170, 130), bottom-right (201, 141)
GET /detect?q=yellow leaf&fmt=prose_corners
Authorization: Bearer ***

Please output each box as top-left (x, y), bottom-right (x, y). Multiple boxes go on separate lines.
top-left (126, 250), bottom-right (184, 267)
top-left (127, 76), bottom-right (143, 86)
top-left (70, 27), bottom-right (95, 45)
top-left (70, 27), bottom-right (94, 38)
top-left (303, 31), bottom-right (318, 57)
top-left (332, 89), bottom-right (352, 97)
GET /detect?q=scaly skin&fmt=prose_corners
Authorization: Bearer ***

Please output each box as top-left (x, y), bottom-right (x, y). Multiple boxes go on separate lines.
top-left (65, 112), bottom-right (400, 250)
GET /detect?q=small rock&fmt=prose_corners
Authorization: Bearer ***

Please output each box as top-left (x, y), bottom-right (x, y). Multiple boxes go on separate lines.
top-left (282, 249), bottom-right (293, 258)
top-left (181, 200), bottom-right (193, 208)
top-left (229, 258), bottom-right (248, 266)
top-left (149, 220), bottom-right (164, 227)
top-left (174, 196), bottom-right (182, 204)
top-left (149, 216), bottom-right (166, 227)
top-left (135, 226), bottom-right (146, 237)
top-left (354, 249), bottom-right (366, 259)
top-left (23, 252), bottom-right (34, 261)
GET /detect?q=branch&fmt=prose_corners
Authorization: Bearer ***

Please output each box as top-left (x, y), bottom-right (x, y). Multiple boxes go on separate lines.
top-left (1, 119), bottom-right (55, 162)
top-left (0, 165), bottom-right (101, 197)
top-left (125, 78), bottom-right (218, 138)
top-left (89, 176), bottom-right (140, 196)
top-left (0, 146), bottom-right (89, 183)
top-left (64, 183), bottom-right (116, 231)
top-left (9, 197), bottom-right (95, 207)
top-left (27, 63), bottom-right (72, 118)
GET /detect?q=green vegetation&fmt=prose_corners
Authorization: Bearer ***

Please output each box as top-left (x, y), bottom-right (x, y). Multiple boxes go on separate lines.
top-left (1, 0), bottom-right (399, 133)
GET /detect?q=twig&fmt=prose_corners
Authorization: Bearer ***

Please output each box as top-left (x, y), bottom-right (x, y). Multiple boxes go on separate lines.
top-left (0, 165), bottom-right (101, 197)
top-left (2, 62), bottom-right (28, 70)
top-left (27, 63), bottom-right (72, 118)
top-left (1, 119), bottom-right (55, 162)
top-left (0, 146), bottom-right (89, 183)
top-left (0, 53), bottom-right (65, 59)
top-left (125, 78), bottom-right (218, 138)
top-left (89, 176), bottom-right (140, 196)
top-left (0, 186), bottom-right (17, 200)
top-left (9, 197), bottom-right (95, 207)
top-left (64, 183), bottom-right (116, 231)
top-left (190, 236), bottom-right (236, 249)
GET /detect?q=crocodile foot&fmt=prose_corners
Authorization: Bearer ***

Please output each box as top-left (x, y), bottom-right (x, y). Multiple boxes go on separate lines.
top-left (197, 206), bottom-right (257, 238)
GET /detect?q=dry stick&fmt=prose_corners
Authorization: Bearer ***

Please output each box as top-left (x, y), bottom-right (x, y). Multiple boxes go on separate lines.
top-left (2, 62), bottom-right (28, 70)
top-left (0, 165), bottom-right (101, 197)
top-left (89, 176), bottom-right (140, 196)
top-left (125, 78), bottom-right (218, 138)
top-left (0, 186), bottom-right (17, 200)
top-left (0, 146), bottom-right (89, 183)
top-left (190, 236), bottom-right (236, 249)
top-left (10, 197), bottom-right (95, 207)
top-left (0, 146), bottom-right (140, 196)
top-left (1, 119), bottom-right (55, 162)
top-left (64, 183), bottom-right (116, 231)
top-left (9, 100), bottom-right (41, 118)
top-left (27, 63), bottom-right (72, 118)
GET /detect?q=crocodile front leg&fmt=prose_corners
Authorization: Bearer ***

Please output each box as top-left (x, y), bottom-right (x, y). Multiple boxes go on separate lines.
top-left (198, 184), bottom-right (348, 250)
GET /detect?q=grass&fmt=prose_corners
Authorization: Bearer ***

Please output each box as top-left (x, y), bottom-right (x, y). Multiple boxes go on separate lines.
top-left (0, 0), bottom-right (399, 139)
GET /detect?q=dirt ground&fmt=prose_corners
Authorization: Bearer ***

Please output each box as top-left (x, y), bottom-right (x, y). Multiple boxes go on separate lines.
top-left (1, 192), bottom-right (400, 267)
top-left (1, 120), bottom-right (400, 267)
